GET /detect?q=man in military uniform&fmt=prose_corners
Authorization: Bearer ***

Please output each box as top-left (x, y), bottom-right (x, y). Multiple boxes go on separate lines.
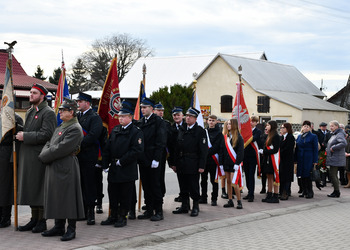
top-left (153, 102), bottom-right (171, 197)
top-left (101, 101), bottom-right (144, 227)
top-left (172, 107), bottom-right (208, 217)
top-left (16, 83), bottom-right (56, 233)
top-left (76, 92), bottom-right (103, 225)
top-left (137, 98), bottom-right (166, 221)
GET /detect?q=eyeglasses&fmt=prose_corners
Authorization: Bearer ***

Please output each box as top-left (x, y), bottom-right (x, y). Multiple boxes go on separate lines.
top-left (58, 108), bottom-right (70, 112)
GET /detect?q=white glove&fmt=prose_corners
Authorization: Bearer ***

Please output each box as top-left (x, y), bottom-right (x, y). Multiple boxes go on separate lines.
top-left (219, 165), bottom-right (224, 173)
top-left (258, 149), bottom-right (263, 154)
top-left (95, 164), bottom-right (102, 168)
top-left (234, 164), bottom-right (239, 171)
top-left (116, 160), bottom-right (121, 166)
top-left (151, 160), bottom-right (159, 168)
top-left (103, 168), bottom-right (109, 173)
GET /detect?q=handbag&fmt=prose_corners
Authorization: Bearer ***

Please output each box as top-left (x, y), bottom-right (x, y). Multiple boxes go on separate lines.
top-left (311, 166), bottom-right (321, 182)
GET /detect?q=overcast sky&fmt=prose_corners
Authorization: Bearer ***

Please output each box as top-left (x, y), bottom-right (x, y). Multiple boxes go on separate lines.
top-left (1, 0), bottom-right (349, 97)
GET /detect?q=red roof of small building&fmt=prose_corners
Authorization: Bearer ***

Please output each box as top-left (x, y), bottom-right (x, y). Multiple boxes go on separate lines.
top-left (0, 50), bottom-right (57, 92)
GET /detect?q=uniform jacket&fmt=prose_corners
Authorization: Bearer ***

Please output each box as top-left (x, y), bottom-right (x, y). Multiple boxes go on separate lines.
top-left (295, 131), bottom-right (318, 178)
top-left (77, 108), bottom-right (103, 163)
top-left (219, 133), bottom-right (244, 171)
top-left (279, 133), bottom-right (295, 183)
top-left (244, 127), bottom-right (261, 159)
top-left (167, 120), bottom-right (186, 167)
top-left (326, 128), bottom-right (347, 167)
top-left (262, 133), bottom-right (280, 172)
top-left (316, 129), bottom-right (329, 151)
top-left (174, 122), bottom-right (208, 174)
top-left (0, 113), bottom-right (23, 206)
top-left (205, 125), bottom-right (223, 167)
top-left (102, 123), bottom-right (144, 183)
top-left (39, 117), bottom-right (84, 219)
top-left (137, 113), bottom-right (166, 167)
top-left (17, 100), bottom-right (56, 206)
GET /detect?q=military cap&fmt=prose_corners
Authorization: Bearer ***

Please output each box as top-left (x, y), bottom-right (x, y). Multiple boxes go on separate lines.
top-left (186, 107), bottom-right (200, 117)
top-left (59, 97), bottom-right (78, 111)
top-left (119, 100), bottom-right (134, 115)
top-left (319, 122), bottom-right (327, 127)
top-left (154, 102), bottom-right (164, 110)
top-left (76, 92), bottom-right (92, 103)
top-left (31, 83), bottom-right (48, 96)
top-left (140, 97), bottom-right (155, 107)
top-left (172, 106), bottom-right (183, 114)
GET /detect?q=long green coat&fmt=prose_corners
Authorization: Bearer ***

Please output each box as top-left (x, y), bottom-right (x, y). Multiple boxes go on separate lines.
top-left (39, 117), bottom-right (84, 219)
top-left (17, 100), bottom-right (56, 206)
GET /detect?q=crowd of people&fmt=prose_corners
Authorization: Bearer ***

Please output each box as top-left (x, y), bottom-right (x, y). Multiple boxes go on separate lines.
top-left (1, 84), bottom-right (349, 242)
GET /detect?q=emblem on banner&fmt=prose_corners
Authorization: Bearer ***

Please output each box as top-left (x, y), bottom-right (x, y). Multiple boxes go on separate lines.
top-left (108, 89), bottom-right (121, 119)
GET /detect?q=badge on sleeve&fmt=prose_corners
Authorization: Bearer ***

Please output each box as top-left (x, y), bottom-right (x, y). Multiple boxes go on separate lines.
top-left (138, 138), bottom-right (142, 144)
top-left (58, 132), bottom-right (62, 136)
top-left (35, 115), bottom-right (38, 119)
top-left (203, 138), bottom-right (206, 144)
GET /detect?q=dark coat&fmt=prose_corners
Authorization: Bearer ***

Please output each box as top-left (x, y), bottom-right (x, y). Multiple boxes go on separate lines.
top-left (174, 122), bottom-right (208, 174)
top-left (316, 129), bottom-right (329, 151)
top-left (262, 133), bottom-right (280, 174)
top-left (167, 120), bottom-right (186, 167)
top-left (279, 133), bottom-right (295, 183)
top-left (77, 108), bottom-right (103, 164)
top-left (219, 133), bottom-right (244, 172)
top-left (326, 128), bottom-right (347, 167)
top-left (137, 113), bottom-right (166, 167)
top-left (295, 132), bottom-right (318, 178)
top-left (38, 117), bottom-right (84, 219)
top-left (102, 123), bottom-right (144, 183)
top-left (17, 100), bottom-right (57, 206)
top-left (205, 125), bottom-right (223, 167)
top-left (0, 114), bottom-right (23, 206)
top-left (244, 127), bottom-right (261, 161)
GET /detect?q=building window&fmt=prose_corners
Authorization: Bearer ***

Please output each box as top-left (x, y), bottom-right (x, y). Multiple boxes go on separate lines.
top-left (257, 96), bottom-right (270, 113)
top-left (221, 95), bottom-right (233, 113)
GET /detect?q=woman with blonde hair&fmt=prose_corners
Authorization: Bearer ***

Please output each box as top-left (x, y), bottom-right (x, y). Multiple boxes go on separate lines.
top-left (219, 119), bottom-right (244, 209)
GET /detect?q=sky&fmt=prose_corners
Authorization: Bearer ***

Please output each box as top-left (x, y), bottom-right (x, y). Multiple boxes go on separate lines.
top-left (1, 0), bottom-right (350, 98)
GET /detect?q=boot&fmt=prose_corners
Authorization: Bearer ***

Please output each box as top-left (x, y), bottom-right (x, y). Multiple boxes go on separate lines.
top-left (327, 190), bottom-right (340, 198)
top-left (87, 206), bottom-right (95, 225)
top-left (114, 210), bottom-right (127, 227)
top-left (299, 178), bottom-right (307, 198)
top-left (236, 200), bottom-right (243, 209)
top-left (0, 206), bottom-right (11, 228)
top-left (305, 178), bottom-right (314, 199)
top-left (297, 178), bottom-right (303, 194)
top-left (101, 209), bottom-right (117, 225)
top-left (198, 197), bottom-right (207, 204)
top-left (61, 220), bottom-right (76, 241)
top-left (190, 201), bottom-right (199, 217)
top-left (221, 188), bottom-right (228, 199)
top-left (137, 210), bottom-right (153, 219)
top-left (96, 204), bottom-right (103, 214)
top-left (223, 199), bottom-right (234, 208)
top-left (128, 208), bottom-right (136, 220)
top-left (280, 190), bottom-right (288, 200)
top-left (32, 219), bottom-right (47, 233)
top-left (18, 218), bottom-right (37, 231)
top-left (151, 207), bottom-right (164, 221)
top-left (173, 198), bottom-right (189, 214)
top-left (262, 192), bottom-right (272, 202)
top-left (174, 195), bottom-right (182, 202)
top-left (42, 219), bottom-right (65, 237)
top-left (267, 193), bottom-right (279, 203)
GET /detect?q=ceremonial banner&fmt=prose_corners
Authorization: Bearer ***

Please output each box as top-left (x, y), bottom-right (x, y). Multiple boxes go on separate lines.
top-left (0, 59), bottom-right (15, 141)
top-left (266, 145), bottom-right (280, 186)
top-left (54, 61), bottom-right (69, 126)
top-left (98, 57), bottom-right (121, 134)
top-left (190, 88), bottom-right (204, 128)
top-left (133, 81), bottom-right (146, 120)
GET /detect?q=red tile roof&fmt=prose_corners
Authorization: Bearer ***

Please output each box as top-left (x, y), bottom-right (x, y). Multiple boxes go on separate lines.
top-left (0, 50), bottom-right (58, 91)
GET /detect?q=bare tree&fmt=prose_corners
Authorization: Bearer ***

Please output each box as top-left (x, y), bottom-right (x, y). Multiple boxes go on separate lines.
top-left (81, 33), bottom-right (154, 88)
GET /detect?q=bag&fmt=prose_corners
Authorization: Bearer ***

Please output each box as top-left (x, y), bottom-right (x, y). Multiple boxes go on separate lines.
top-left (311, 166), bottom-right (321, 182)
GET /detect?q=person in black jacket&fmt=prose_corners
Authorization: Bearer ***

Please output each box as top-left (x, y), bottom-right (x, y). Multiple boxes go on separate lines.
top-left (260, 120), bottom-right (280, 203)
top-left (136, 98), bottom-right (166, 221)
top-left (199, 115), bottom-right (223, 206)
top-left (172, 107), bottom-right (208, 217)
top-left (76, 92), bottom-right (103, 225)
top-left (101, 102), bottom-right (144, 227)
top-left (243, 116), bottom-right (261, 202)
top-left (220, 118), bottom-right (244, 209)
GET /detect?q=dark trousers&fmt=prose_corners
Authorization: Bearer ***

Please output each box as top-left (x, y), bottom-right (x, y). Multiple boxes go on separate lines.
top-left (159, 150), bottom-right (167, 197)
top-left (139, 165), bottom-right (163, 211)
top-left (79, 161), bottom-right (97, 207)
top-left (95, 167), bottom-right (104, 205)
top-left (280, 181), bottom-right (291, 196)
top-left (244, 156), bottom-right (257, 197)
top-left (108, 181), bottom-right (134, 212)
top-left (200, 163), bottom-right (218, 201)
top-left (178, 172), bottom-right (200, 201)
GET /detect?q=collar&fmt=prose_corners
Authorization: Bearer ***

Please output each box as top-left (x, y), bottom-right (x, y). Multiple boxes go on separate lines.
top-left (82, 108), bottom-right (91, 116)
top-left (122, 122), bottom-right (132, 129)
top-left (187, 123), bottom-right (195, 130)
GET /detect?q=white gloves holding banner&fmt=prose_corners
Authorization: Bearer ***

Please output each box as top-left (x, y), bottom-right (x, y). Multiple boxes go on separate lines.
top-left (151, 160), bottom-right (159, 168)
top-left (258, 149), bottom-right (263, 154)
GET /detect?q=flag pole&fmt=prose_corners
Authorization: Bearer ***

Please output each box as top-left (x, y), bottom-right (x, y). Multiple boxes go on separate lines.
top-left (236, 65), bottom-right (242, 130)
top-left (138, 63), bottom-right (146, 212)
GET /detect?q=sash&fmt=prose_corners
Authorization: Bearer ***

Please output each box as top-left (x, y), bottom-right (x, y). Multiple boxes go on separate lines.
top-left (82, 128), bottom-right (102, 160)
top-left (206, 130), bottom-right (224, 182)
top-left (266, 145), bottom-right (280, 186)
top-left (224, 135), bottom-right (244, 189)
top-left (251, 141), bottom-right (261, 178)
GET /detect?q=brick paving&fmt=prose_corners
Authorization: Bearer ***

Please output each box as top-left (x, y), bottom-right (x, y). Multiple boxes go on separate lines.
top-left (1, 181), bottom-right (349, 250)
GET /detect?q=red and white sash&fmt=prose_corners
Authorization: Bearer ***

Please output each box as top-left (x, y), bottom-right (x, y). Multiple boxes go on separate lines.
top-left (251, 141), bottom-right (261, 177)
top-left (266, 145), bottom-right (280, 186)
top-left (224, 135), bottom-right (244, 189)
top-left (206, 130), bottom-right (225, 182)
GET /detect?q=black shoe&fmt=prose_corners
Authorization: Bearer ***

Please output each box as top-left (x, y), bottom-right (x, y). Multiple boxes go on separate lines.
top-left (18, 219), bottom-right (37, 232)
top-left (150, 212), bottom-right (164, 221)
top-left (223, 199), bottom-right (234, 208)
top-left (248, 196), bottom-right (254, 202)
top-left (137, 210), bottom-right (153, 219)
top-left (100, 216), bottom-right (116, 225)
top-left (198, 197), bottom-right (207, 204)
top-left (0, 218), bottom-right (11, 228)
top-left (211, 200), bottom-right (217, 206)
top-left (60, 228), bottom-right (76, 241)
top-left (32, 219), bottom-right (47, 233)
top-left (174, 196), bottom-right (182, 202)
top-left (87, 208), bottom-right (95, 225)
top-left (221, 193), bottom-right (228, 199)
top-left (260, 188), bottom-right (266, 194)
top-left (327, 191), bottom-right (340, 198)
top-left (262, 192), bottom-right (272, 202)
top-left (41, 227), bottom-right (65, 237)
top-left (172, 206), bottom-right (189, 214)
top-left (114, 217), bottom-right (127, 227)
top-left (236, 200), bottom-right (243, 209)
top-left (96, 205), bottom-right (103, 214)
top-left (141, 205), bottom-right (147, 211)
top-left (267, 194), bottom-right (279, 203)
top-left (243, 195), bottom-right (249, 200)
top-left (128, 210), bottom-right (136, 220)
top-left (190, 202), bottom-right (199, 217)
